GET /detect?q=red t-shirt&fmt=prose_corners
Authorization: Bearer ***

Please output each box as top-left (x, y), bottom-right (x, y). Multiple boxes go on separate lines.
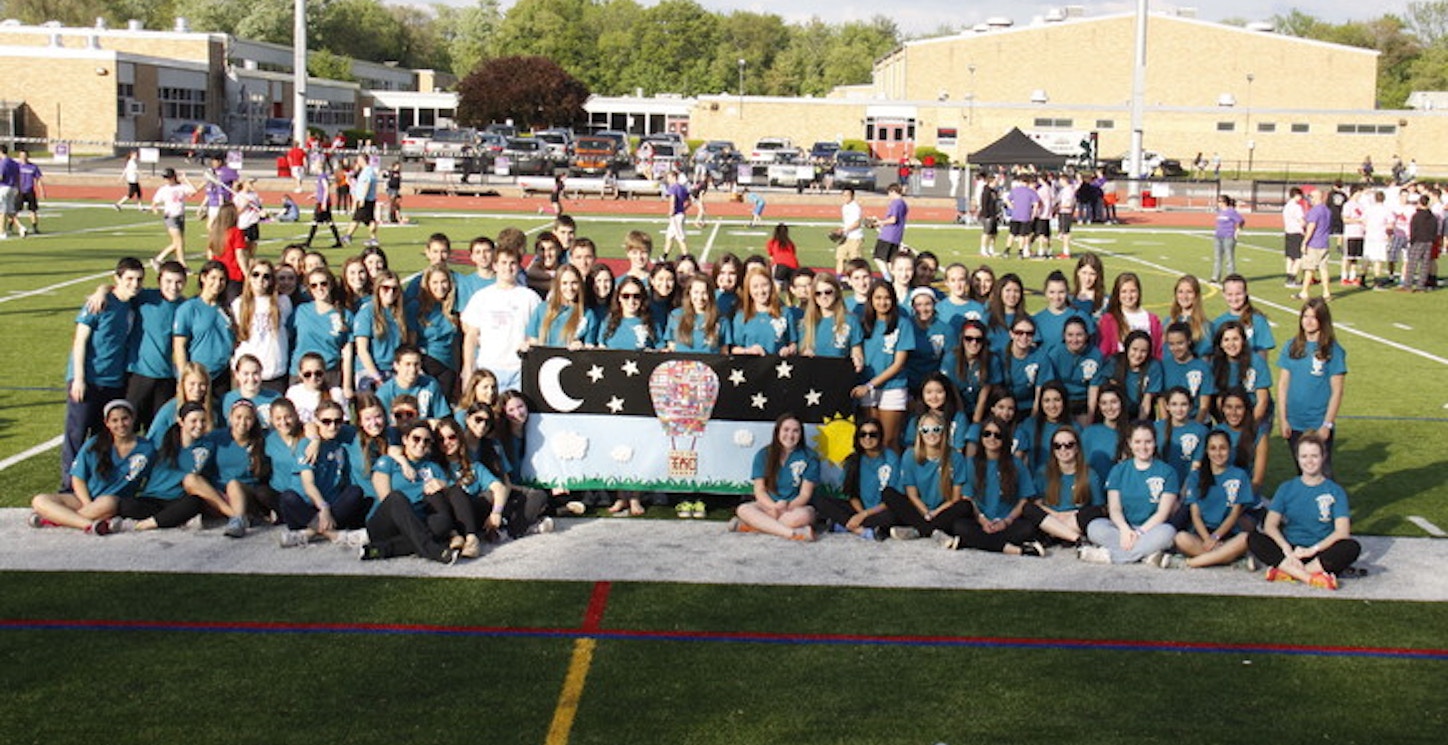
top-left (219, 227), bottom-right (248, 281)
top-left (766, 238), bottom-right (799, 269)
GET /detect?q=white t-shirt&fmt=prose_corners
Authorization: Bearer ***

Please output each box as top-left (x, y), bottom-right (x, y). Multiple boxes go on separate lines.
top-left (841, 201), bottom-right (864, 240)
top-left (460, 283), bottom-right (541, 373)
top-left (284, 383), bottom-right (347, 425)
top-left (153, 183), bottom-right (195, 218)
top-left (1282, 198), bottom-right (1306, 235)
top-left (230, 294), bottom-right (293, 380)
top-left (1363, 203), bottom-right (1392, 247)
top-left (123, 159), bottom-right (139, 184)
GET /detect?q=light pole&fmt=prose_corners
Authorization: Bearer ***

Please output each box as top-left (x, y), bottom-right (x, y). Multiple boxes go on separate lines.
top-left (1245, 73), bottom-right (1255, 175)
top-left (737, 58), bottom-right (746, 119)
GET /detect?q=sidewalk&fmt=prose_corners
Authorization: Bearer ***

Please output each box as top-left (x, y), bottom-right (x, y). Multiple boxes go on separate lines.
top-left (2, 509), bottom-right (1442, 602)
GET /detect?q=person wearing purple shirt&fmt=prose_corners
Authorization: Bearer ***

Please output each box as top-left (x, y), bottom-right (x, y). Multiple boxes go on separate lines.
top-left (1006, 177), bottom-right (1040, 258)
top-left (15, 149), bottom-right (43, 234)
top-left (1298, 189), bottom-right (1334, 302)
top-left (662, 171), bottom-right (691, 259)
top-left (871, 183), bottom-right (909, 277)
top-left (0, 144), bottom-right (18, 239)
top-left (1212, 194), bottom-right (1245, 283)
top-left (204, 155), bottom-right (238, 217)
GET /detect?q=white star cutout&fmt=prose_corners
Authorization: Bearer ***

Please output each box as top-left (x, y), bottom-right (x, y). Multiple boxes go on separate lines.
top-left (804, 389), bottom-right (822, 407)
top-left (751, 392), bottom-right (768, 409)
top-left (775, 360), bottom-right (794, 378)
top-left (586, 364), bottom-right (604, 383)
top-left (606, 396), bottom-right (625, 413)
top-left (621, 359), bottom-right (640, 377)
top-left (728, 369), bottom-right (747, 386)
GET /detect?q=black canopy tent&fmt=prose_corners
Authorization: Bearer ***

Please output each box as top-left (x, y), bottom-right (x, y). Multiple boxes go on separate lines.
top-left (967, 127), bottom-right (1070, 170)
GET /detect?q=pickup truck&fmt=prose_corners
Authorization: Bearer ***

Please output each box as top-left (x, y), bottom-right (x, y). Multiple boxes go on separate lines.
top-left (749, 137), bottom-right (795, 163)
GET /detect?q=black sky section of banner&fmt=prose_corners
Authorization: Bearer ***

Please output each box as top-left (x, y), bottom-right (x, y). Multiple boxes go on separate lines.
top-left (522, 347), bottom-right (856, 422)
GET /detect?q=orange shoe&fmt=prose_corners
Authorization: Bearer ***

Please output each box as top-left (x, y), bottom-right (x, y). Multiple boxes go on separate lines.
top-left (1308, 572), bottom-right (1339, 591)
top-left (1264, 567), bottom-right (1298, 583)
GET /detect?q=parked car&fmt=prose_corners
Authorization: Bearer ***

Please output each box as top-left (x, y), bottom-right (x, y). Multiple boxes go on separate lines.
top-left (694, 139), bottom-right (736, 164)
top-left (809, 141), bottom-right (842, 164)
top-left (642, 132), bottom-right (687, 159)
top-left (534, 129), bottom-right (573, 166)
top-left (569, 135), bottom-right (625, 176)
top-left (423, 128), bottom-right (480, 172)
top-left (831, 150), bottom-right (877, 192)
top-left (593, 129), bottom-right (630, 155)
top-left (168, 122), bottom-right (228, 147)
top-left (485, 123), bottom-right (518, 139)
top-left (1100, 150), bottom-right (1185, 178)
top-left (749, 137), bottom-right (794, 163)
top-left (478, 131), bottom-right (507, 160)
top-left (500, 137), bottom-right (553, 176)
top-left (400, 126), bottom-right (436, 161)
top-left (263, 118), bottom-right (293, 146)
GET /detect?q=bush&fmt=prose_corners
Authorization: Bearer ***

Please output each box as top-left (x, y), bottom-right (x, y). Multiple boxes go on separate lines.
top-left (913, 147), bottom-right (950, 167)
top-left (340, 130), bottom-right (376, 147)
top-left (842, 139), bottom-right (870, 153)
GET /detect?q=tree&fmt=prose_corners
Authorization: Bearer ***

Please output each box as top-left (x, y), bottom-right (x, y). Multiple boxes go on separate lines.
top-left (308, 48), bottom-right (354, 81)
top-left (1407, 0), bottom-right (1448, 47)
top-left (491, 0), bottom-right (600, 78)
top-left (616, 0), bottom-right (722, 95)
top-left (432, 0), bottom-right (501, 78)
top-left (456, 55), bottom-right (589, 129)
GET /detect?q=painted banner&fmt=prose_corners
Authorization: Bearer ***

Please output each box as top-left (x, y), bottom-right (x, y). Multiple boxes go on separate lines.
top-left (520, 348), bottom-right (860, 493)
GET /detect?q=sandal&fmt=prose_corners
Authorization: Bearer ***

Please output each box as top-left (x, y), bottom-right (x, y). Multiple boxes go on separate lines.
top-left (629, 500), bottom-right (646, 517)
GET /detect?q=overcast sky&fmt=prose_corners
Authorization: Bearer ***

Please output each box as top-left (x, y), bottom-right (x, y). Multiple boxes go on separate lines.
top-left (479, 0), bottom-right (1417, 37)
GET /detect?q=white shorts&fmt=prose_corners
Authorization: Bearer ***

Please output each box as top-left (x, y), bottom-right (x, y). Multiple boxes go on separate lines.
top-left (862, 386), bottom-right (909, 412)
top-left (1364, 239), bottom-right (1388, 264)
top-left (665, 212), bottom-right (687, 243)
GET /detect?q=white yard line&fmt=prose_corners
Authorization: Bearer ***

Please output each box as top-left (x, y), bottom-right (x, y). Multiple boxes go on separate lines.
top-left (0, 435), bottom-right (61, 473)
top-left (1408, 516), bottom-right (1447, 538)
top-left (699, 221), bottom-right (723, 263)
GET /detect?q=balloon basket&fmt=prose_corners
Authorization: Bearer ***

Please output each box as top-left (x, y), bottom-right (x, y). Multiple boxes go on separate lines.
top-left (667, 449), bottom-right (699, 477)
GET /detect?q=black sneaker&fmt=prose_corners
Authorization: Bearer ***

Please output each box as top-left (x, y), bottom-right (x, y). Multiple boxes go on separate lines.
top-left (358, 544), bottom-right (387, 561)
top-left (1021, 540), bottom-right (1046, 557)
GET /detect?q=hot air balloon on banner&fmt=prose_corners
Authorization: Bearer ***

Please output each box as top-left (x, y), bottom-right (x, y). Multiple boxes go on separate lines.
top-left (647, 360), bottom-right (721, 477)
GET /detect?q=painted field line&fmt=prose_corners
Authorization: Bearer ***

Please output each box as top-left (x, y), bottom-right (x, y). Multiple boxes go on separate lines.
top-left (5, 614), bottom-right (1447, 661)
top-left (0, 270), bottom-right (115, 305)
top-left (0, 435), bottom-right (61, 473)
top-left (1080, 240), bottom-right (1448, 367)
top-left (1393, 323), bottom-right (1413, 331)
top-left (545, 581), bottom-right (611, 745)
top-left (1408, 516), bottom-right (1447, 538)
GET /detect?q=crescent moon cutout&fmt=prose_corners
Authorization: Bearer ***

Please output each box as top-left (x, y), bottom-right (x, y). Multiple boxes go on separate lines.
top-left (538, 357), bottom-right (585, 413)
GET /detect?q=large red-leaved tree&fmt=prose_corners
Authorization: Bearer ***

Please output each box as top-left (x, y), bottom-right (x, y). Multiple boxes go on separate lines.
top-left (457, 55), bottom-right (590, 130)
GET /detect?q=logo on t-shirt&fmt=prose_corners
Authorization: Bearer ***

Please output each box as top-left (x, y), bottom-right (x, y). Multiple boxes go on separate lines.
top-left (1146, 476), bottom-right (1166, 503)
top-left (789, 459), bottom-right (808, 487)
top-left (1223, 479), bottom-right (1241, 505)
top-left (1315, 493), bottom-right (1336, 522)
top-left (126, 454), bottom-right (150, 482)
top-left (876, 463), bottom-right (893, 487)
top-left (1186, 370), bottom-right (1203, 395)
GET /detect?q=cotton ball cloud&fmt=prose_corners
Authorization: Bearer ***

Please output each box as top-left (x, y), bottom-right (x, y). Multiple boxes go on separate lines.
top-left (550, 431), bottom-right (589, 461)
top-left (733, 429), bottom-right (755, 448)
top-left (610, 444), bottom-right (634, 463)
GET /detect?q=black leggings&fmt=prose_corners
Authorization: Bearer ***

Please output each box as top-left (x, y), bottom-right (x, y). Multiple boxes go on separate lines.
top-left (498, 486), bottom-right (549, 539)
top-left (422, 354), bottom-right (459, 403)
top-left (1247, 532), bottom-right (1361, 574)
top-left (428, 484), bottom-right (481, 536)
top-left (949, 501), bottom-right (1046, 552)
top-left (812, 493), bottom-right (894, 532)
top-left (365, 492), bottom-right (452, 562)
top-left (880, 487), bottom-right (975, 537)
top-left (126, 374), bottom-right (176, 433)
top-left (117, 494), bottom-right (204, 529)
top-left (278, 485), bottom-right (369, 530)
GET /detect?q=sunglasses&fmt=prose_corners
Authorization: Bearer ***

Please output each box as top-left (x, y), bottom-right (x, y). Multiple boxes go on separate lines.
top-left (251, 272), bottom-right (273, 280)
top-left (441, 432), bottom-right (459, 441)
top-left (300, 370), bottom-right (325, 379)
top-left (309, 281), bottom-right (331, 289)
top-left (394, 410), bottom-right (418, 419)
top-left (981, 430), bottom-right (1004, 440)
top-left (1053, 441), bottom-right (1078, 451)
top-left (407, 434), bottom-right (433, 445)
top-left (858, 430), bottom-right (881, 439)
top-left (814, 288), bottom-right (835, 297)
top-left (962, 336), bottom-right (985, 344)
top-left (377, 285), bottom-right (399, 292)
top-left (316, 417), bottom-right (342, 426)
top-left (468, 415), bottom-right (491, 426)
top-left (1012, 329), bottom-right (1034, 337)
top-left (919, 424), bottom-right (945, 435)
top-left (619, 293), bottom-right (643, 300)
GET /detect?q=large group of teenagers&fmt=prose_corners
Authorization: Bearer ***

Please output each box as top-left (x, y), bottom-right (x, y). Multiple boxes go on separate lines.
top-left (30, 196), bottom-right (1362, 588)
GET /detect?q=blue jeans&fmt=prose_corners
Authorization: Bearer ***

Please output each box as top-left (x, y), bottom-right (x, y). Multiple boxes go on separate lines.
top-left (1213, 236), bottom-right (1237, 281)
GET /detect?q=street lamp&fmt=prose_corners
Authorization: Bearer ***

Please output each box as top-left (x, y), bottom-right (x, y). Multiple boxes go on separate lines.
top-left (737, 58), bottom-right (746, 118)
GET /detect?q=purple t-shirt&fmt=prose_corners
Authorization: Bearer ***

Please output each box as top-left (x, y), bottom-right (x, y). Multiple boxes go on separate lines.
top-left (0, 157), bottom-right (17, 188)
top-left (17, 162), bottom-right (41, 193)
top-left (1008, 185), bottom-right (1039, 223)
top-left (206, 165), bottom-right (238, 207)
top-left (1214, 207), bottom-right (1244, 239)
top-left (1304, 203), bottom-right (1332, 249)
top-left (879, 197), bottom-right (908, 244)
top-left (667, 182), bottom-right (690, 215)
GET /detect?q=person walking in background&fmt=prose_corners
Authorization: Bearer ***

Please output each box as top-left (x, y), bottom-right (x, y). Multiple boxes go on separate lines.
top-left (1212, 195), bottom-right (1244, 284)
top-left (115, 150), bottom-right (145, 211)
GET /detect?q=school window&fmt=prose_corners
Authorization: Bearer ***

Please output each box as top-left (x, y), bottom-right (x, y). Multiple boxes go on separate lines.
top-left (116, 83), bottom-right (135, 116)
top-left (1095, 120), bottom-right (1115, 129)
top-left (1290, 123), bottom-right (1310, 133)
top-left (1216, 121), bottom-right (1235, 132)
top-left (1033, 118), bottom-right (1073, 128)
top-left (1256, 122), bottom-right (1276, 133)
top-left (159, 86), bottom-right (206, 121)
top-left (1336, 123), bottom-right (1396, 135)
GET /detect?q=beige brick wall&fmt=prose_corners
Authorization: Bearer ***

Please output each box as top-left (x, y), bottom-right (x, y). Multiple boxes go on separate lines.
top-left (0, 57), bottom-right (120, 152)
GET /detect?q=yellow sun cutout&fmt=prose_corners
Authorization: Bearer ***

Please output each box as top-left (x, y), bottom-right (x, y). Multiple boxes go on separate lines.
top-left (813, 414), bottom-right (858, 466)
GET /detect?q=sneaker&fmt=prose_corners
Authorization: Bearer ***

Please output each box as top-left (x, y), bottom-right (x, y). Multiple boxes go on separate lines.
top-left (1308, 571), bottom-right (1339, 591)
top-left (26, 511), bottom-right (56, 529)
top-left (461, 534), bottom-right (482, 558)
top-left (17, 225), bottom-right (27, 238)
top-left (1144, 551), bottom-right (1171, 569)
top-left (690, 501), bottom-right (707, 519)
top-left (532, 516), bottom-right (556, 534)
top-left (726, 516), bottom-right (755, 533)
top-left (113, 518), bottom-right (138, 533)
top-left (222, 516), bottom-right (247, 538)
top-left (87, 517), bottom-right (117, 536)
top-left (1244, 555), bottom-right (1260, 572)
top-left (1264, 566), bottom-right (1298, 584)
top-left (859, 527), bottom-right (877, 541)
top-left (358, 544), bottom-right (386, 561)
top-left (1077, 545), bottom-right (1112, 564)
top-left (341, 235), bottom-right (353, 246)
top-left (278, 529), bottom-right (310, 548)
top-left (564, 500), bottom-right (587, 516)
top-left (676, 501), bottom-right (692, 518)
top-left (338, 529), bottom-right (370, 547)
top-left (1021, 540), bottom-right (1047, 557)
top-left (889, 526), bottom-right (921, 541)
top-left (113, 203), bottom-right (122, 212)
top-left (933, 531), bottom-right (959, 550)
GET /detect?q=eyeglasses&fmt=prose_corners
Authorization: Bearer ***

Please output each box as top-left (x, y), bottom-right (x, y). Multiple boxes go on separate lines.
top-left (858, 430), bottom-right (881, 439)
top-left (300, 370), bottom-right (325, 379)
top-left (1011, 329), bottom-right (1034, 337)
top-left (251, 272), bottom-right (273, 280)
top-left (814, 288), bottom-right (836, 297)
top-left (981, 430), bottom-right (1004, 440)
top-left (1052, 441), bottom-right (1078, 451)
top-left (317, 417), bottom-right (342, 426)
top-left (377, 285), bottom-right (399, 293)
top-left (919, 425), bottom-right (945, 435)
top-left (962, 336), bottom-right (985, 344)
top-left (394, 410), bottom-right (418, 419)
